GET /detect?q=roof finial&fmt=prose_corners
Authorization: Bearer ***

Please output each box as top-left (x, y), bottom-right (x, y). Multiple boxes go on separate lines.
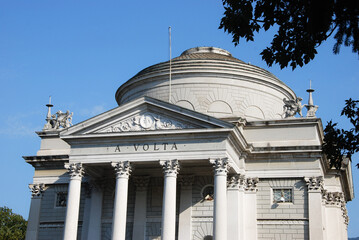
top-left (304, 80), bottom-right (318, 117)
top-left (43, 96), bottom-right (54, 130)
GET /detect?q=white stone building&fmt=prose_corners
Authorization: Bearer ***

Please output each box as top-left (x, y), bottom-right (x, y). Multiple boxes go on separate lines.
top-left (24, 47), bottom-right (354, 240)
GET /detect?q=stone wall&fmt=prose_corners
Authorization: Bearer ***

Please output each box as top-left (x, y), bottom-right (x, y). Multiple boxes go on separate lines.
top-left (257, 178), bottom-right (309, 240)
top-left (38, 184), bottom-right (85, 240)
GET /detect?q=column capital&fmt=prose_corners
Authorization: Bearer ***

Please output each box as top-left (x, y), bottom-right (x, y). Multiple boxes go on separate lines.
top-left (160, 159), bottom-right (180, 177)
top-left (210, 158), bottom-right (230, 176)
top-left (29, 183), bottom-right (47, 198)
top-left (227, 174), bottom-right (246, 190)
top-left (322, 191), bottom-right (344, 207)
top-left (65, 163), bottom-right (84, 179)
top-left (245, 177), bottom-right (259, 192)
top-left (133, 176), bottom-right (150, 191)
top-left (179, 175), bottom-right (194, 189)
top-left (304, 176), bottom-right (323, 191)
top-left (112, 161), bottom-right (132, 178)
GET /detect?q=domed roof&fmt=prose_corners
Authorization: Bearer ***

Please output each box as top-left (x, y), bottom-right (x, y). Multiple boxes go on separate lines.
top-left (116, 47), bottom-right (296, 121)
top-left (173, 47), bottom-right (244, 63)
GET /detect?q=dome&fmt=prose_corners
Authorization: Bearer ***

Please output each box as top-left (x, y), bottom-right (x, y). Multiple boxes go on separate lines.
top-left (115, 47), bottom-right (297, 121)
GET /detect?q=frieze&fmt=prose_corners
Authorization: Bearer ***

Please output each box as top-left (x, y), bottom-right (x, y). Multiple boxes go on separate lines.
top-left (98, 113), bottom-right (193, 133)
top-left (114, 142), bottom-right (178, 153)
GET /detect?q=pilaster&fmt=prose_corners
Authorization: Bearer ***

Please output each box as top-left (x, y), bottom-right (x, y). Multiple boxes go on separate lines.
top-left (87, 180), bottom-right (105, 240)
top-left (227, 174), bottom-right (245, 240)
top-left (132, 176), bottom-right (150, 240)
top-left (81, 183), bottom-right (92, 240)
top-left (178, 175), bottom-right (194, 240)
top-left (305, 176), bottom-right (324, 240)
top-left (25, 184), bottom-right (46, 240)
top-left (244, 177), bottom-right (259, 240)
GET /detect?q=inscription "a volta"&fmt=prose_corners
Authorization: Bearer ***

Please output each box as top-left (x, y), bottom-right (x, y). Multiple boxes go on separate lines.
top-left (114, 143), bottom-right (178, 152)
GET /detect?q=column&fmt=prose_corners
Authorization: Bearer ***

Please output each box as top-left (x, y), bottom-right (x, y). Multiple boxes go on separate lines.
top-left (305, 177), bottom-right (324, 240)
top-left (244, 177), bottom-right (259, 240)
top-left (210, 158), bottom-right (229, 240)
top-left (178, 175), bottom-right (194, 240)
top-left (227, 175), bottom-right (245, 240)
top-left (111, 161), bottom-right (132, 240)
top-left (25, 184), bottom-right (46, 240)
top-left (87, 181), bottom-right (104, 240)
top-left (132, 176), bottom-right (150, 240)
top-left (160, 159), bottom-right (180, 240)
top-left (63, 163), bottom-right (85, 240)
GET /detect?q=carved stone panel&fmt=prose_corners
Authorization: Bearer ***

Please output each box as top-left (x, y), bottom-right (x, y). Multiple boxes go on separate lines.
top-left (97, 112), bottom-right (194, 133)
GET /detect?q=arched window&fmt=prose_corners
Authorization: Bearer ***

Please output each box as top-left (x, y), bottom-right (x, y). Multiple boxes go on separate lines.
top-left (203, 235), bottom-right (213, 240)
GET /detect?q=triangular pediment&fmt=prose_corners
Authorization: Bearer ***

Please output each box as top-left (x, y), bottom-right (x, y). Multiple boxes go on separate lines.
top-left (60, 97), bottom-right (233, 136)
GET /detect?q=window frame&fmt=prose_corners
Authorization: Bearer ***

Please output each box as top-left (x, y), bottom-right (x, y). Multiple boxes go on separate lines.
top-left (54, 191), bottom-right (68, 208)
top-left (271, 187), bottom-right (294, 204)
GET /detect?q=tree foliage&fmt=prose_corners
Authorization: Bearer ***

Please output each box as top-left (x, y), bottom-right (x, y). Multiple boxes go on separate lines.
top-left (219, 0), bottom-right (359, 69)
top-left (0, 206), bottom-right (27, 240)
top-left (323, 99), bottom-right (359, 169)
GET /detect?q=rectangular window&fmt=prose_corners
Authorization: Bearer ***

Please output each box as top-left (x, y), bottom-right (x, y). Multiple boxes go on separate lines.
top-left (56, 192), bottom-right (67, 207)
top-left (273, 189), bottom-right (292, 203)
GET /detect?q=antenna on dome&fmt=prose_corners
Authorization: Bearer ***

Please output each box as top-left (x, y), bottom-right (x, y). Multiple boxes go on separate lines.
top-left (169, 26), bottom-right (172, 103)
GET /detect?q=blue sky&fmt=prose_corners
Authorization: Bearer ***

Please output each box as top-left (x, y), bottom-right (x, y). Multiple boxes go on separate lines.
top-left (0, 0), bottom-right (358, 237)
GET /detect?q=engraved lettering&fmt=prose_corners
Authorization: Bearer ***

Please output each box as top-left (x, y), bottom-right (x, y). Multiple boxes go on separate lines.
top-left (171, 143), bottom-right (178, 150)
top-left (143, 144), bottom-right (149, 151)
top-left (163, 143), bottom-right (168, 150)
top-left (114, 142), bottom-right (178, 153)
top-left (154, 143), bottom-right (159, 151)
top-left (115, 145), bottom-right (121, 152)
top-left (134, 144), bottom-right (140, 151)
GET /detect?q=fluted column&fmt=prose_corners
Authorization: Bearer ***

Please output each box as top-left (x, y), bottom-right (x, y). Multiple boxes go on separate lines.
top-left (132, 176), bottom-right (150, 240)
top-left (160, 160), bottom-right (180, 240)
top-left (25, 184), bottom-right (46, 240)
top-left (63, 163), bottom-right (84, 240)
top-left (111, 161), bottom-right (132, 240)
top-left (305, 176), bottom-right (324, 240)
top-left (210, 158), bottom-right (229, 240)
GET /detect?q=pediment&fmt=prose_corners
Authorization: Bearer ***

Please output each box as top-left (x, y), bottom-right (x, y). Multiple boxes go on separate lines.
top-left (60, 97), bottom-right (233, 136)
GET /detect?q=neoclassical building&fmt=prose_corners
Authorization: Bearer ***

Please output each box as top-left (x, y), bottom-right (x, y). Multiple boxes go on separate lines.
top-left (24, 47), bottom-right (353, 240)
